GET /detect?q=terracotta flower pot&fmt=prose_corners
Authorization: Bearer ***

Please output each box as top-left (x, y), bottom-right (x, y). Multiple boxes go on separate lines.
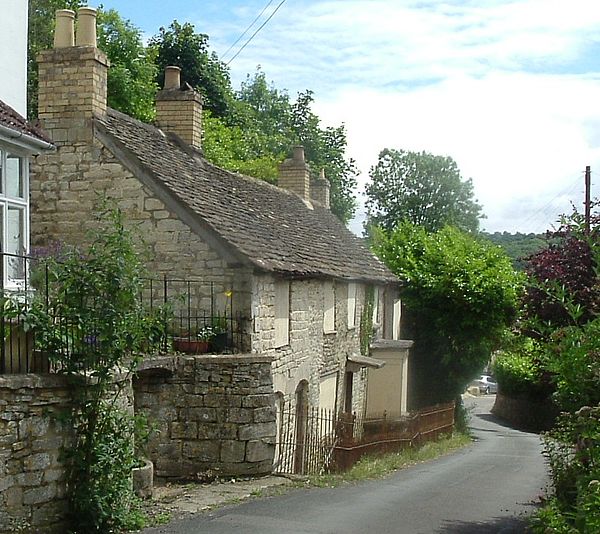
top-left (173, 337), bottom-right (210, 354)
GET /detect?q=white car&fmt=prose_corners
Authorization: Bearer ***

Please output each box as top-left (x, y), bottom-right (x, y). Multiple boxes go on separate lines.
top-left (475, 375), bottom-right (498, 395)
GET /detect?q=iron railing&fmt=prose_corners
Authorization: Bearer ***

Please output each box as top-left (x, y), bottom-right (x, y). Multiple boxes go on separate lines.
top-left (0, 252), bottom-right (249, 374)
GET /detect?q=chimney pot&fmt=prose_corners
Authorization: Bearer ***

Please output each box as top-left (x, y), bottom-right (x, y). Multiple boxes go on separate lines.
top-left (76, 7), bottom-right (97, 47)
top-left (164, 66), bottom-right (181, 90)
top-left (293, 146), bottom-right (305, 163)
top-left (54, 10), bottom-right (75, 48)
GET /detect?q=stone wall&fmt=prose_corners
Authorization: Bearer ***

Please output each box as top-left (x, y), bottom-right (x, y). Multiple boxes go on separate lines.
top-left (251, 275), bottom-right (375, 415)
top-left (0, 375), bottom-right (72, 534)
top-left (134, 355), bottom-right (276, 479)
top-left (492, 392), bottom-right (559, 432)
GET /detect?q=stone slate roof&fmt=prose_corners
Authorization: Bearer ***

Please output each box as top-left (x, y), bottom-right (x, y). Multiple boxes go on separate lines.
top-left (95, 108), bottom-right (397, 283)
top-left (0, 99), bottom-right (52, 145)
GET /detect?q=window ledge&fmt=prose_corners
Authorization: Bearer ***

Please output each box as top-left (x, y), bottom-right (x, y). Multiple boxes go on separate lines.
top-left (323, 330), bottom-right (337, 335)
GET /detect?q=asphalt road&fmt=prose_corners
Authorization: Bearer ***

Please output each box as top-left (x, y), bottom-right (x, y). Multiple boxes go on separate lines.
top-left (145, 395), bottom-right (549, 533)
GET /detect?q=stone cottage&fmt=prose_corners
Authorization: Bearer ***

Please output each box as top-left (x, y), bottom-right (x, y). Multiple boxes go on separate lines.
top-left (30, 8), bottom-right (411, 468)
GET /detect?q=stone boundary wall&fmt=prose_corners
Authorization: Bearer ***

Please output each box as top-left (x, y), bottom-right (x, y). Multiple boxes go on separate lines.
top-left (0, 375), bottom-right (72, 534)
top-left (134, 354), bottom-right (276, 479)
top-left (492, 392), bottom-right (559, 432)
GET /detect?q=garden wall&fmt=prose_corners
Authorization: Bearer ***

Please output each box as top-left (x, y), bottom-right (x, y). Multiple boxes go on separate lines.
top-left (134, 354), bottom-right (276, 479)
top-left (0, 375), bottom-right (72, 534)
top-left (492, 392), bottom-right (559, 432)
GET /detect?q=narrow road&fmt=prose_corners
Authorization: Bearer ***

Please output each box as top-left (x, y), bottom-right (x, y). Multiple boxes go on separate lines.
top-left (145, 396), bottom-right (549, 533)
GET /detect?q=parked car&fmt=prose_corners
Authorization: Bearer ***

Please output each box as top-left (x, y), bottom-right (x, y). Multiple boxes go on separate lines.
top-left (475, 375), bottom-right (498, 395)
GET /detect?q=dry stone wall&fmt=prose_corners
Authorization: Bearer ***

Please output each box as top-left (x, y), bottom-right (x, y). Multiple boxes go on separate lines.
top-left (134, 355), bottom-right (276, 479)
top-left (0, 375), bottom-right (72, 534)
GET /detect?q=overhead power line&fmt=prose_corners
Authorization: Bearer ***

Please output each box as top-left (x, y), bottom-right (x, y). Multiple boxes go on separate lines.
top-left (221, 0), bottom-right (276, 61)
top-left (225, 0), bottom-right (287, 66)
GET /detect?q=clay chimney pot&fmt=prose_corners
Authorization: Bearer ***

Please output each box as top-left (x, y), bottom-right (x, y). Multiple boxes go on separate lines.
top-left (164, 66), bottom-right (181, 90)
top-left (76, 7), bottom-right (97, 47)
top-left (54, 10), bottom-right (75, 48)
top-left (293, 146), bottom-right (305, 163)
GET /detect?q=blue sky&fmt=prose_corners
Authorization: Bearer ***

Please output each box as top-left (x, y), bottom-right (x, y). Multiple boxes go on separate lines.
top-left (98, 0), bottom-right (600, 234)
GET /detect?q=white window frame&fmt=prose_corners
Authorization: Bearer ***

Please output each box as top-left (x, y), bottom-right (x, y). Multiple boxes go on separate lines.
top-left (347, 282), bottom-right (357, 329)
top-left (0, 146), bottom-right (29, 289)
top-left (274, 280), bottom-right (290, 348)
top-left (323, 281), bottom-right (335, 333)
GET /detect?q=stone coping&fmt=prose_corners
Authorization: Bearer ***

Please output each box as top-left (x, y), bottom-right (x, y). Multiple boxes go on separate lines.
top-left (370, 339), bottom-right (414, 350)
top-left (0, 373), bottom-right (70, 390)
top-left (138, 353), bottom-right (274, 373)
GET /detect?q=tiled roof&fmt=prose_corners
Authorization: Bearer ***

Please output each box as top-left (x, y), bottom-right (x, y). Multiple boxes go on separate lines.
top-left (0, 99), bottom-right (52, 145)
top-left (95, 108), bottom-right (397, 283)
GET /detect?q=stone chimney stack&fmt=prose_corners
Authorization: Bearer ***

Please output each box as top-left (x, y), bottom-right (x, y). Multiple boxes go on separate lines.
top-left (310, 168), bottom-right (331, 208)
top-left (155, 66), bottom-right (203, 150)
top-left (37, 7), bottom-right (108, 144)
top-left (278, 146), bottom-right (311, 201)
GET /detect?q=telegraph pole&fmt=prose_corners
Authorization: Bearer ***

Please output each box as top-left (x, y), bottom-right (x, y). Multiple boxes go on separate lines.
top-left (585, 165), bottom-right (591, 235)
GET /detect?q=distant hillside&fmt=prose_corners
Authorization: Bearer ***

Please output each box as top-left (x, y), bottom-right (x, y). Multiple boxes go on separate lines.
top-left (481, 231), bottom-right (546, 270)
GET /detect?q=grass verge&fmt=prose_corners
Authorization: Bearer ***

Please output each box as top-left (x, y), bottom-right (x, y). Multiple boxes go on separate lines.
top-left (303, 432), bottom-right (472, 488)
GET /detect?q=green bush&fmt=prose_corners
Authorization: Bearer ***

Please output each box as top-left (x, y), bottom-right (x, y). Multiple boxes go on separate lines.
top-left (532, 406), bottom-right (600, 533)
top-left (543, 318), bottom-right (600, 412)
top-left (492, 337), bottom-right (550, 399)
top-left (373, 222), bottom-right (523, 406)
top-left (25, 207), bottom-right (165, 532)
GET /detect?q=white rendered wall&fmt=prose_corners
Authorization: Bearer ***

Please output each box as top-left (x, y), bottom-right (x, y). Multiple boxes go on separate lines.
top-left (0, 0), bottom-right (28, 116)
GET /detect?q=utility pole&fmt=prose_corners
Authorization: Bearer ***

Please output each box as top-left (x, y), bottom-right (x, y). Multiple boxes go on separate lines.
top-left (585, 165), bottom-right (591, 236)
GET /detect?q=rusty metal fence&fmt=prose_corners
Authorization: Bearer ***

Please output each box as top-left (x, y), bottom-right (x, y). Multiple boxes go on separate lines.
top-left (274, 401), bottom-right (455, 475)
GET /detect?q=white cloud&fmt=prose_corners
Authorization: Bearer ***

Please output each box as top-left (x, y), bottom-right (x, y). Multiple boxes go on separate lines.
top-left (202, 0), bottom-right (600, 233)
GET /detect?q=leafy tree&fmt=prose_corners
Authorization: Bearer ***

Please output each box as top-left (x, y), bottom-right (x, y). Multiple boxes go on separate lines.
top-left (148, 21), bottom-right (234, 118)
top-left (373, 222), bottom-right (522, 407)
top-left (97, 9), bottom-right (158, 122)
top-left (203, 70), bottom-right (358, 222)
top-left (365, 149), bottom-right (483, 233)
top-left (27, 0), bottom-right (84, 119)
top-left (523, 206), bottom-right (600, 330)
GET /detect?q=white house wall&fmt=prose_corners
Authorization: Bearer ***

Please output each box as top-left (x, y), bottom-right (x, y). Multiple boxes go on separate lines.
top-left (0, 0), bottom-right (28, 115)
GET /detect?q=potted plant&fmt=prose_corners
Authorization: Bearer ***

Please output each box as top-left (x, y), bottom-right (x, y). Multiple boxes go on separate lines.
top-left (172, 325), bottom-right (215, 354)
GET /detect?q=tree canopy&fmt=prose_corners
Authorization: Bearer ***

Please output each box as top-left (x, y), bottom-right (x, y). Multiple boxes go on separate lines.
top-left (373, 222), bottom-right (522, 406)
top-left (365, 149), bottom-right (483, 233)
top-left (148, 21), bottom-right (234, 119)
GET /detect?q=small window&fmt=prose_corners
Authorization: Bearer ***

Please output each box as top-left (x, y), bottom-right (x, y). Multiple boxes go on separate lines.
top-left (323, 281), bottom-right (335, 333)
top-left (347, 282), bottom-right (357, 329)
top-left (6, 154), bottom-right (25, 198)
top-left (274, 280), bottom-right (290, 347)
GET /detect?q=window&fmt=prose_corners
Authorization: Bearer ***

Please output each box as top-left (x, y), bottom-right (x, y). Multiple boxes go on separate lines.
top-left (323, 281), bottom-right (335, 333)
top-left (274, 280), bottom-right (290, 347)
top-left (347, 282), bottom-right (357, 329)
top-left (0, 148), bottom-right (29, 286)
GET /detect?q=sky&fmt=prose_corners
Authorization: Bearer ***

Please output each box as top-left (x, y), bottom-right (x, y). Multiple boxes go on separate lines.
top-left (98, 0), bottom-right (600, 235)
